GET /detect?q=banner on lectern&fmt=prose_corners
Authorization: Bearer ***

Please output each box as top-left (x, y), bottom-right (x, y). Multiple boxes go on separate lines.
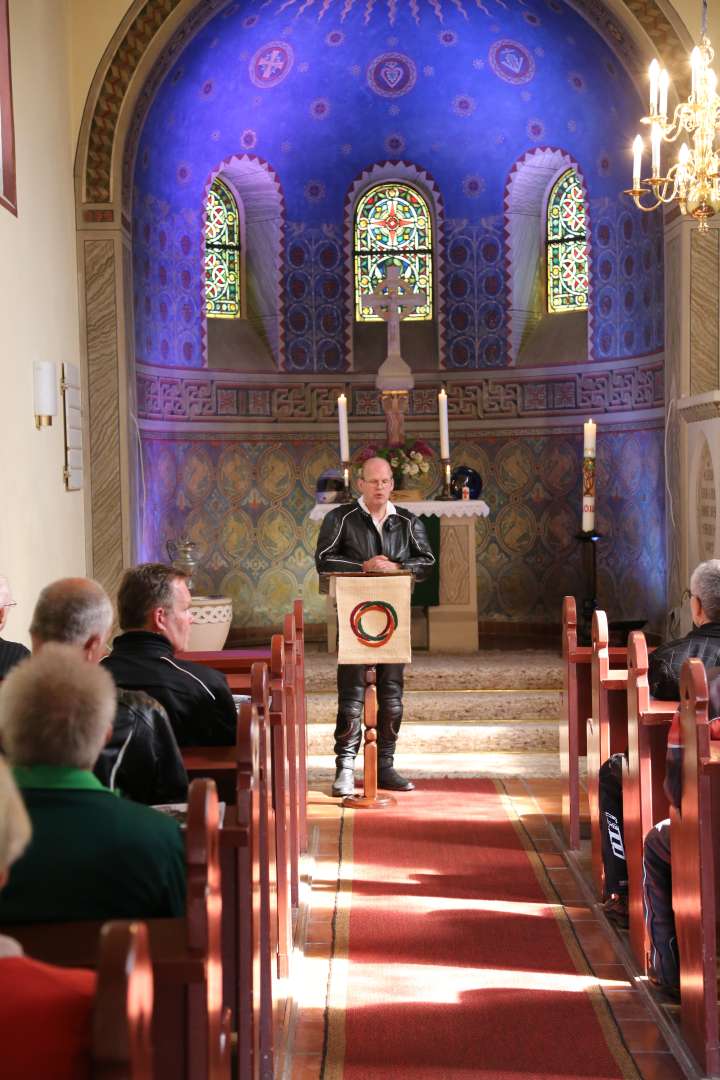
top-left (335, 573), bottom-right (412, 665)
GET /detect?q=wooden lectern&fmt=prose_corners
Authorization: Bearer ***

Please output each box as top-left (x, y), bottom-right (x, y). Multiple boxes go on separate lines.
top-left (323, 571), bottom-right (413, 810)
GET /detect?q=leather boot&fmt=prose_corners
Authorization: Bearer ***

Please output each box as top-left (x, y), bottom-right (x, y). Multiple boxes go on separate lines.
top-left (332, 763), bottom-right (356, 798)
top-left (376, 664), bottom-right (413, 790)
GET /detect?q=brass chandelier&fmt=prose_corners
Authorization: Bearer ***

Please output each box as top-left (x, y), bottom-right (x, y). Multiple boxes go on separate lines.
top-left (625, 0), bottom-right (720, 230)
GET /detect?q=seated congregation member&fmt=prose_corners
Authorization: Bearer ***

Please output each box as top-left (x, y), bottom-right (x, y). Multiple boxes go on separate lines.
top-left (598, 558), bottom-right (720, 928)
top-left (103, 563), bottom-right (236, 746)
top-left (642, 671), bottom-right (720, 999)
top-left (0, 757), bottom-right (96, 1080)
top-left (0, 575), bottom-right (29, 678)
top-left (30, 577), bottom-right (188, 805)
top-left (0, 645), bottom-right (185, 923)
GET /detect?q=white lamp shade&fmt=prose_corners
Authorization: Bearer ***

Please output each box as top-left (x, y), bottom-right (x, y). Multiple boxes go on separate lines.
top-left (33, 360), bottom-right (58, 422)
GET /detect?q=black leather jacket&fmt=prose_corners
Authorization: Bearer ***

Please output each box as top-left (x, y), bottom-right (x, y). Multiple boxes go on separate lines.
top-left (649, 623), bottom-right (720, 700)
top-left (94, 688), bottom-right (188, 805)
top-left (315, 500), bottom-right (435, 582)
top-left (103, 631), bottom-right (237, 747)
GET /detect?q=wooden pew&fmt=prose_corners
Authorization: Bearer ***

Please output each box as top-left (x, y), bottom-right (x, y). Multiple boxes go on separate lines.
top-left (671, 658), bottom-right (720, 1078)
top-left (1, 778), bottom-right (229, 1080)
top-left (183, 635), bottom-right (294, 983)
top-left (586, 609), bottom-right (630, 896)
top-left (623, 631), bottom-right (675, 967)
top-left (93, 921), bottom-right (154, 1080)
top-left (293, 598), bottom-right (309, 854)
top-left (560, 597), bottom-right (627, 849)
top-left (182, 661), bottom-right (282, 1077)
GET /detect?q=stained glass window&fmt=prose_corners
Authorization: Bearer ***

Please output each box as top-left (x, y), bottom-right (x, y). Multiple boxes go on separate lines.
top-left (547, 169), bottom-right (589, 314)
top-left (205, 178), bottom-right (241, 318)
top-left (354, 183), bottom-right (432, 321)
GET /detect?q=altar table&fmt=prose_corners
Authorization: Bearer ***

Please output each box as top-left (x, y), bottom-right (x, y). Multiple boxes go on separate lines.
top-left (308, 500), bottom-right (490, 653)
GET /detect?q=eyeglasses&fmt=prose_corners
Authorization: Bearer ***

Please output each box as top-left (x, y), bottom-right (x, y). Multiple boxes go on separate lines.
top-left (362, 479), bottom-right (393, 487)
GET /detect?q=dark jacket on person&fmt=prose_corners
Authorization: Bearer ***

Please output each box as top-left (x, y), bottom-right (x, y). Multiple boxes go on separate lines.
top-left (0, 766), bottom-right (185, 923)
top-left (648, 623), bottom-right (720, 700)
top-left (93, 688), bottom-right (188, 805)
top-left (315, 500), bottom-right (435, 582)
top-left (102, 631), bottom-right (236, 747)
top-left (664, 669), bottom-right (720, 809)
top-left (0, 638), bottom-right (29, 679)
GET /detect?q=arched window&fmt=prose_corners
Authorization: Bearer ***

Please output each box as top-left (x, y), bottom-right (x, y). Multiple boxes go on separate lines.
top-left (204, 178), bottom-right (241, 318)
top-left (354, 182), bottom-right (433, 321)
top-left (546, 169), bottom-right (589, 314)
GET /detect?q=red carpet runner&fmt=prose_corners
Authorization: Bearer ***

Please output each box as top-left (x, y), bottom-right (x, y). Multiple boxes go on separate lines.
top-left (324, 780), bottom-right (637, 1080)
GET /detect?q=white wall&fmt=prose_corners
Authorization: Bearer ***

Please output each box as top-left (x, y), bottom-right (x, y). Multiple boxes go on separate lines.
top-left (0, 0), bottom-right (86, 642)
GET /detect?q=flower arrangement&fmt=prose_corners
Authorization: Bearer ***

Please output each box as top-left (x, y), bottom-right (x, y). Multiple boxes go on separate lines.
top-left (355, 440), bottom-right (433, 487)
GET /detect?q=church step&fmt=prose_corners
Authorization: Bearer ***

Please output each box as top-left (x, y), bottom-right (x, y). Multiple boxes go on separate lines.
top-left (307, 750), bottom-right (561, 782)
top-left (307, 719), bottom-right (559, 756)
top-left (307, 689), bottom-right (561, 727)
top-left (305, 650), bottom-right (562, 693)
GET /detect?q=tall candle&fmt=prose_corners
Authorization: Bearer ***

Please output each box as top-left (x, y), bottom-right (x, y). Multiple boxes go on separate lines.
top-left (659, 68), bottom-right (669, 117)
top-left (337, 393), bottom-right (350, 461)
top-left (582, 418), bottom-right (596, 533)
top-left (651, 122), bottom-right (661, 178)
top-left (438, 388), bottom-right (450, 459)
top-left (649, 58), bottom-right (659, 114)
top-left (632, 135), bottom-right (643, 190)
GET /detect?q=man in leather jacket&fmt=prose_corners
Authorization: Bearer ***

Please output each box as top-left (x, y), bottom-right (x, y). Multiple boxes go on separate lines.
top-left (315, 456), bottom-right (435, 797)
top-left (29, 577), bottom-right (187, 805)
top-left (598, 558), bottom-right (720, 929)
top-left (103, 563), bottom-right (237, 747)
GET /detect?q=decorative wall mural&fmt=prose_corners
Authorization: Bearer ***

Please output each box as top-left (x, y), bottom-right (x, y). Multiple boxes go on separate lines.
top-left (139, 427), bottom-right (665, 631)
top-left (131, 0), bottom-right (662, 371)
top-left (696, 437), bottom-right (716, 562)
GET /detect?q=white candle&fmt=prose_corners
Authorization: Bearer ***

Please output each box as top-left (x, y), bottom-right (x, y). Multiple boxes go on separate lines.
top-left (651, 122), bottom-right (661, 177)
top-left (632, 135), bottom-right (643, 190)
top-left (678, 142), bottom-right (690, 187)
top-left (438, 388), bottom-right (450, 459)
top-left (582, 418), bottom-right (596, 533)
top-left (649, 58), bottom-right (659, 114)
top-left (337, 393), bottom-right (350, 461)
top-left (659, 68), bottom-right (669, 117)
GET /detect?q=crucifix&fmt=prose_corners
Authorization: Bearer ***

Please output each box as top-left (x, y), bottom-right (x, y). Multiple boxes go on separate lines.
top-left (367, 265), bottom-right (427, 366)
top-left (366, 265), bottom-right (427, 446)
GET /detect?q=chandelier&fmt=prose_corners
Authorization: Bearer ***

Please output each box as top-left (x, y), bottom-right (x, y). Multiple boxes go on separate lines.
top-left (626, 0), bottom-right (720, 230)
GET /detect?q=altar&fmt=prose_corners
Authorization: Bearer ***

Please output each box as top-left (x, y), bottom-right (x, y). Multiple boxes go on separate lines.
top-left (309, 498), bottom-right (490, 653)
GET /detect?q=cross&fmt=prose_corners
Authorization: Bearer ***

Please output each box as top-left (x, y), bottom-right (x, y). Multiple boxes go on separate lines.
top-left (366, 266), bottom-right (427, 363)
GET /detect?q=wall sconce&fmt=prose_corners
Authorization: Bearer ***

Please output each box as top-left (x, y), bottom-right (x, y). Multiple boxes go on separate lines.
top-left (33, 360), bottom-right (58, 429)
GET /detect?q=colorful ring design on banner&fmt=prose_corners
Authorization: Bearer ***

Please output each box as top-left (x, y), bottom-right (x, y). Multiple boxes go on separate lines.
top-left (349, 601), bottom-right (398, 648)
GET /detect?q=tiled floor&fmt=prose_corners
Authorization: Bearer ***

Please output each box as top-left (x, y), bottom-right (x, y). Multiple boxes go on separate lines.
top-left (280, 779), bottom-right (691, 1080)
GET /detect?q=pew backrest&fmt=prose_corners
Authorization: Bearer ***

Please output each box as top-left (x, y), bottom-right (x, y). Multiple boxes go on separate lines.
top-left (93, 921), bottom-right (154, 1080)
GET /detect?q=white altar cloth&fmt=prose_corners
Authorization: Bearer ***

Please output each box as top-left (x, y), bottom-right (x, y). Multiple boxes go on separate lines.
top-left (309, 499), bottom-right (490, 521)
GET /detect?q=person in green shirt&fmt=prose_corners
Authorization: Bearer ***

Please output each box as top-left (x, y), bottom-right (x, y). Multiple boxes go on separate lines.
top-left (0, 644), bottom-right (185, 923)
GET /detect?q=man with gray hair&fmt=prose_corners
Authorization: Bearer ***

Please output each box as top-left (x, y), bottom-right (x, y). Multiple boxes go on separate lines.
top-left (598, 557), bottom-right (720, 929)
top-left (0, 645), bottom-right (185, 923)
top-left (0, 576), bottom-right (29, 679)
top-left (30, 577), bottom-right (187, 805)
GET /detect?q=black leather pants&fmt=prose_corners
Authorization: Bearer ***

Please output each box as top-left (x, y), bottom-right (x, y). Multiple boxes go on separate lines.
top-left (334, 663), bottom-right (405, 767)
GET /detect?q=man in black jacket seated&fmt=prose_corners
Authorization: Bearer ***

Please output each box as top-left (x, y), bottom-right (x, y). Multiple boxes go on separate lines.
top-left (0, 576), bottom-right (29, 678)
top-left (103, 563), bottom-right (237, 747)
top-left (315, 456), bottom-right (435, 797)
top-left (598, 558), bottom-right (720, 928)
top-left (30, 577), bottom-right (188, 804)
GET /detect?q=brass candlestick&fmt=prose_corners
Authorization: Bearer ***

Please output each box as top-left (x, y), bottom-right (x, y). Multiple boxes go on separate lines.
top-left (437, 458), bottom-right (453, 500)
top-left (340, 461), bottom-right (353, 502)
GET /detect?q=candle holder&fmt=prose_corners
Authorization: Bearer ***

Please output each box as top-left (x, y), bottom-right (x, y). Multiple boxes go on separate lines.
top-left (436, 458), bottom-right (453, 500)
top-left (576, 530), bottom-right (601, 646)
top-left (339, 461), bottom-right (353, 503)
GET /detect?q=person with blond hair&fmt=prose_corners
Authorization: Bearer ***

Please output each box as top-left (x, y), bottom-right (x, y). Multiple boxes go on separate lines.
top-left (0, 757), bottom-right (97, 1080)
top-left (0, 645), bottom-right (185, 924)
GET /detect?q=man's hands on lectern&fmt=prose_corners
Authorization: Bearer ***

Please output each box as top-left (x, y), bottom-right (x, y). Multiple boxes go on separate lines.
top-left (362, 555), bottom-right (400, 573)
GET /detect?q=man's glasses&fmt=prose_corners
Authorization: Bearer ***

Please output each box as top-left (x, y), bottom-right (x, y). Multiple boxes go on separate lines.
top-left (363, 479), bottom-right (393, 487)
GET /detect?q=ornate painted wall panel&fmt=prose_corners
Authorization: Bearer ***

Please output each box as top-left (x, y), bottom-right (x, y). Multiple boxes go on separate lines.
top-left (139, 426), bottom-right (665, 631)
top-left (130, 0), bottom-right (663, 371)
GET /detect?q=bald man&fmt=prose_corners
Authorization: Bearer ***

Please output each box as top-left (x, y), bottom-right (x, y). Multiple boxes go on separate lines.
top-left (315, 456), bottom-right (435, 797)
top-left (30, 578), bottom-right (187, 805)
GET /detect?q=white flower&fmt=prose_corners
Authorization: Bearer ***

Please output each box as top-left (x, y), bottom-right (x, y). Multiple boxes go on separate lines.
top-left (409, 462), bottom-right (419, 476)
top-left (420, 461), bottom-right (430, 473)
top-left (410, 450), bottom-right (421, 461)
top-left (390, 457), bottom-right (399, 468)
